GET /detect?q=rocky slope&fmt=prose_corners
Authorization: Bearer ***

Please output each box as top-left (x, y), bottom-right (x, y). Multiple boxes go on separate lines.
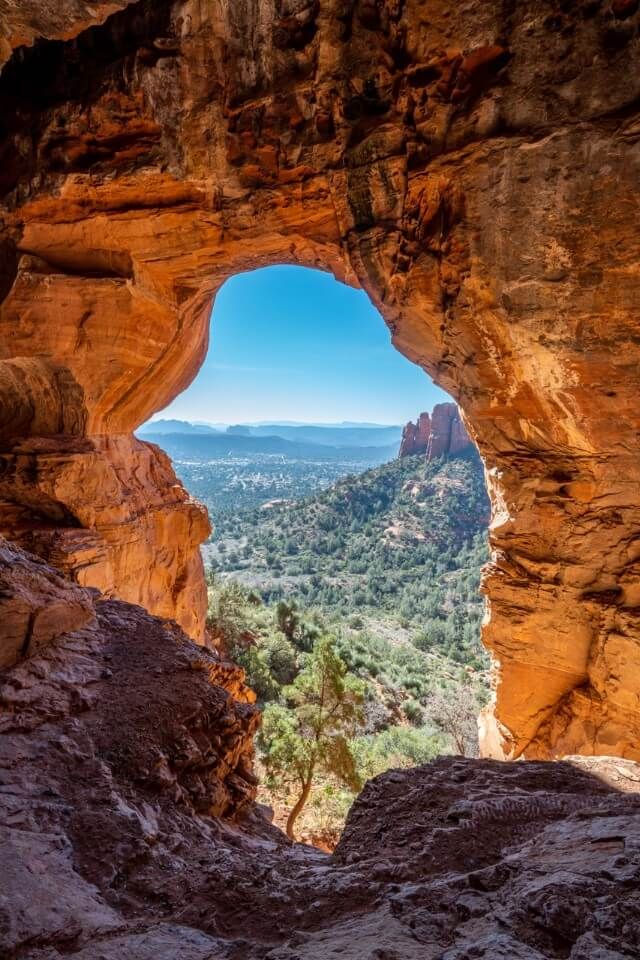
top-left (0, 0), bottom-right (639, 759)
top-left (2, 541), bottom-right (640, 959)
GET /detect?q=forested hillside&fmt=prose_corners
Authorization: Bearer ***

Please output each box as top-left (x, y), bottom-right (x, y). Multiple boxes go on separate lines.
top-left (205, 448), bottom-right (492, 846)
top-left (208, 449), bottom-right (490, 668)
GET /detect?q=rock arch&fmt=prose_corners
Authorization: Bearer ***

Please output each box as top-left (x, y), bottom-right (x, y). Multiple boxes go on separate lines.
top-left (1, 0), bottom-right (639, 760)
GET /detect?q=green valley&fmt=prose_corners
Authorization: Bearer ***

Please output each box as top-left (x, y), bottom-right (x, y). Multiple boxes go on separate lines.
top-left (197, 444), bottom-right (491, 846)
top-left (207, 449), bottom-right (490, 668)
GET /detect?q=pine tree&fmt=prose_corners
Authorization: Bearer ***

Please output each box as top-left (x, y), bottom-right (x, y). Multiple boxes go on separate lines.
top-left (259, 636), bottom-right (364, 839)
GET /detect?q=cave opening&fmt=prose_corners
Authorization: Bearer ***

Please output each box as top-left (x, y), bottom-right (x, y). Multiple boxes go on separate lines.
top-left (2, 1), bottom-right (640, 949)
top-left (141, 263), bottom-right (491, 847)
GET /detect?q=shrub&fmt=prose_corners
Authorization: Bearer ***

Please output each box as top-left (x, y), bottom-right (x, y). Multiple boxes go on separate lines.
top-left (404, 699), bottom-right (424, 726)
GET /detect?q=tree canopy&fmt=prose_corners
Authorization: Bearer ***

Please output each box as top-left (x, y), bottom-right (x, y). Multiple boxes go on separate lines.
top-left (259, 636), bottom-right (365, 839)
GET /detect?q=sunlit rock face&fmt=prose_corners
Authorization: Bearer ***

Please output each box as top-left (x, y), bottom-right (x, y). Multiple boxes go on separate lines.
top-left (399, 411), bottom-right (433, 458)
top-left (1, 0), bottom-right (639, 756)
top-left (399, 403), bottom-right (471, 459)
top-left (0, 0), bottom-right (137, 65)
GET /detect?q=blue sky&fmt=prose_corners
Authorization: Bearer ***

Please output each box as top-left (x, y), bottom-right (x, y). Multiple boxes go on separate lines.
top-left (156, 265), bottom-right (448, 425)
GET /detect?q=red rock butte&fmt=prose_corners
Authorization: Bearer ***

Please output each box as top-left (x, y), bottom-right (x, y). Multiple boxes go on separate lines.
top-left (399, 403), bottom-right (472, 459)
top-left (0, 0), bottom-right (639, 762)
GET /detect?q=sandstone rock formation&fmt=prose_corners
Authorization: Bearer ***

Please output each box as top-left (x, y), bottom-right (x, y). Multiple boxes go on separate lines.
top-left (0, 536), bottom-right (259, 820)
top-left (0, 434), bottom-right (210, 640)
top-left (0, 537), bottom-right (95, 669)
top-left (0, 1), bottom-right (639, 758)
top-left (399, 410), bottom-right (432, 457)
top-left (399, 402), bottom-right (472, 459)
top-left (1, 549), bottom-right (639, 959)
top-left (0, 0), bottom-right (137, 66)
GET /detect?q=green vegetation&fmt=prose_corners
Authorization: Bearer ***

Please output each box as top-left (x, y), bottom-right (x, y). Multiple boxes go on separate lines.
top-left (201, 448), bottom-right (491, 844)
top-left (260, 637), bottom-right (365, 839)
top-left (207, 557), bottom-right (488, 845)
top-left (171, 452), bottom-right (392, 514)
top-left (209, 449), bottom-right (490, 668)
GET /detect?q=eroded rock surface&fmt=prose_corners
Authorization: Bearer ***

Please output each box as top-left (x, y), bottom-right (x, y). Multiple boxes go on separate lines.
top-left (0, 538), bottom-right (95, 669)
top-left (1, 550), bottom-right (639, 959)
top-left (399, 403), bottom-right (472, 459)
top-left (0, 1), bottom-right (137, 66)
top-left (0, 1), bottom-right (639, 756)
top-left (0, 435), bottom-right (210, 640)
top-left (399, 411), bottom-right (433, 458)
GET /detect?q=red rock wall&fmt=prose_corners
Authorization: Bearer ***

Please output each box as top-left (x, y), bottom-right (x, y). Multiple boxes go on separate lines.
top-left (0, 433), bottom-right (210, 641)
top-left (1, 0), bottom-right (639, 758)
top-left (399, 411), bottom-right (432, 457)
top-left (399, 403), bottom-right (472, 459)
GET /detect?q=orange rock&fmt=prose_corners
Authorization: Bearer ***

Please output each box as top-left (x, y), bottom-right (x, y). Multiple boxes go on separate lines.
top-left (0, 0), bottom-right (639, 760)
top-left (0, 436), bottom-right (210, 641)
top-left (399, 412), bottom-right (432, 457)
top-left (399, 404), bottom-right (472, 460)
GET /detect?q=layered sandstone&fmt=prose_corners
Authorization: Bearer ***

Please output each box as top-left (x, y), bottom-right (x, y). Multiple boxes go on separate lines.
top-left (0, 537), bottom-right (95, 668)
top-left (0, 433), bottom-right (210, 640)
top-left (0, 1), bottom-right (639, 757)
top-left (399, 402), bottom-right (472, 459)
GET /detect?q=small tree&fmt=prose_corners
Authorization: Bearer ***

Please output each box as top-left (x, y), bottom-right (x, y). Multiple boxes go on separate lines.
top-left (425, 681), bottom-right (482, 757)
top-left (259, 636), bottom-right (365, 840)
top-left (276, 599), bottom-right (300, 642)
top-left (262, 631), bottom-right (298, 686)
top-left (275, 599), bottom-right (320, 652)
top-left (207, 581), bottom-right (251, 650)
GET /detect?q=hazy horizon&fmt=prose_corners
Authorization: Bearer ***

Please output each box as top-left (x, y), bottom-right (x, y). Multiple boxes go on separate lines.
top-left (147, 417), bottom-right (405, 428)
top-left (155, 265), bottom-right (449, 425)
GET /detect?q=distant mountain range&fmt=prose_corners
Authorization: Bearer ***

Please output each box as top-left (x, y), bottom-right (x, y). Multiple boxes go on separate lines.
top-left (225, 423), bottom-right (402, 448)
top-left (191, 420), bottom-right (400, 430)
top-left (139, 429), bottom-right (397, 463)
top-left (137, 418), bottom-right (403, 457)
top-left (138, 419), bottom-right (220, 435)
